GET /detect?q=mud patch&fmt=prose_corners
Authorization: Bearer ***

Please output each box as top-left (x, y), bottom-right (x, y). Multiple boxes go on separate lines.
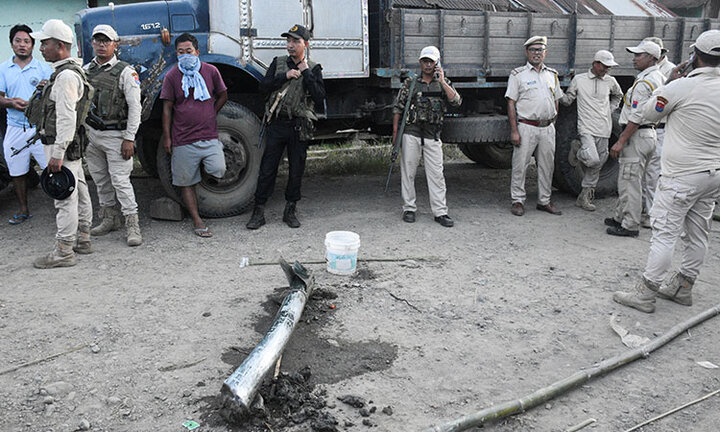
top-left (197, 367), bottom-right (338, 431)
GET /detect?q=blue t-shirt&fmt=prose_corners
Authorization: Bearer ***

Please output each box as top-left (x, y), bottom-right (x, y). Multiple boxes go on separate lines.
top-left (0, 56), bottom-right (53, 128)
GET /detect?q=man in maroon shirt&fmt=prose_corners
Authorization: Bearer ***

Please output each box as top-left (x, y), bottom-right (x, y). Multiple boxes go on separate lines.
top-left (160, 33), bottom-right (227, 237)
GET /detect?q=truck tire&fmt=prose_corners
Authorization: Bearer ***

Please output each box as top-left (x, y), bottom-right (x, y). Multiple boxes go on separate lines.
top-left (458, 142), bottom-right (513, 169)
top-left (156, 101), bottom-right (262, 217)
top-left (553, 106), bottom-right (619, 197)
top-left (136, 124), bottom-right (159, 178)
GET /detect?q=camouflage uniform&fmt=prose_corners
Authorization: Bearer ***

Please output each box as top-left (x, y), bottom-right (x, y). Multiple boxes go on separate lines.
top-left (393, 75), bottom-right (461, 217)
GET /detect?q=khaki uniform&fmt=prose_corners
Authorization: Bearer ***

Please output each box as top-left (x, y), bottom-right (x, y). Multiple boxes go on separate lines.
top-left (561, 70), bottom-right (623, 188)
top-left (393, 75), bottom-right (461, 216)
top-left (505, 62), bottom-right (563, 205)
top-left (611, 65), bottom-right (665, 231)
top-left (637, 66), bottom-right (720, 284)
top-left (46, 58), bottom-right (93, 241)
top-left (643, 56), bottom-right (675, 214)
top-left (84, 56), bottom-right (141, 216)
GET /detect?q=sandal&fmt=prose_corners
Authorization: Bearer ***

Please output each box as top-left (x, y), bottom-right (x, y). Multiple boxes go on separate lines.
top-left (194, 226), bottom-right (213, 238)
top-left (9, 214), bottom-right (32, 225)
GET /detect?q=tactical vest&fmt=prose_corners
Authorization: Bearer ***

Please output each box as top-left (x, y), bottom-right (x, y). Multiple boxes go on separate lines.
top-left (25, 60), bottom-right (94, 160)
top-left (407, 78), bottom-right (446, 128)
top-left (86, 60), bottom-right (130, 128)
top-left (265, 56), bottom-right (319, 140)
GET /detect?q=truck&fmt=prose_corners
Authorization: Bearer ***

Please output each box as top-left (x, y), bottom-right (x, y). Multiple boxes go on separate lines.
top-left (73, 0), bottom-right (720, 217)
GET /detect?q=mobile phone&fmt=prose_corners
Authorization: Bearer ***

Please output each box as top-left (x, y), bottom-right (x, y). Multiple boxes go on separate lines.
top-left (679, 52), bottom-right (695, 75)
top-left (435, 61), bottom-right (441, 79)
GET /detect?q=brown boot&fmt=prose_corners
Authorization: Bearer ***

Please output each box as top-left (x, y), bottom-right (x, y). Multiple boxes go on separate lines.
top-left (91, 206), bottom-right (122, 236)
top-left (657, 272), bottom-right (694, 306)
top-left (74, 224), bottom-right (94, 254)
top-left (33, 239), bottom-right (77, 269)
top-left (125, 213), bottom-right (143, 247)
top-left (575, 188), bottom-right (596, 211)
top-left (613, 277), bottom-right (659, 313)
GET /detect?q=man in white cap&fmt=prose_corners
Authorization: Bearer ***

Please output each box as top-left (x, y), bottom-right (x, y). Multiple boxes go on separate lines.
top-left (83, 24), bottom-right (142, 246)
top-left (392, 45), bottom-right (461, 227)
top-left (560, 50), bottom-right (623, 211)
top-left (613, 30), bottom-right (720, 313)
top-left (641, 37), bottom-right (676, 228)
top-left (506, 35), bottom-right (564, 217)
top-left (26, 19), bottom-right (94, 268)
top-left (604, 40), bottom-right (664, 237)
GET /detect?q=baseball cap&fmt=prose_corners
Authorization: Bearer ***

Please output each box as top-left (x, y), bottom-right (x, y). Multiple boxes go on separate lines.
top-left (419, 45), bottom-right (440, 62)
top-left (691, 30), bottom-right (720, 56)
top-left (626, 41), bottom-right (661, 59)
top-left (524, 36), bottom-right (547, 47)
top-left (594, 50), bottom-right (619, 67)
top-left (281, 24), bottom-right (311, 41)
top-left (30, 19), bottom-right (74, 44)
top-left (643, 37), bottom-right (667, 54)
top-left (92, 24), bottom-right (119, 41)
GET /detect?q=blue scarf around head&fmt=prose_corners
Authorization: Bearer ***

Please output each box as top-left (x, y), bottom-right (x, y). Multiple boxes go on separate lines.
top-left (177, 54), bottom-right (210, 101)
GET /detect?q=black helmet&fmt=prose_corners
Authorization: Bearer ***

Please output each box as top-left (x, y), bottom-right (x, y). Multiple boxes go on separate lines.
top-left (40, 166), bottom-right (76, 200)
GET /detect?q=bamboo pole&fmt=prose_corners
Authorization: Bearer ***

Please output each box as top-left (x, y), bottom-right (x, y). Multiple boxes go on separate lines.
top-left (424, 303), bottom-right (720, 432)
top-left (0, 344), bottom-right (89, 376)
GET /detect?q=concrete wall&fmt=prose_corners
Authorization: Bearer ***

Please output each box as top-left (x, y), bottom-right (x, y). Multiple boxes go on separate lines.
top-left (0, 0), bottom-right (87, 62)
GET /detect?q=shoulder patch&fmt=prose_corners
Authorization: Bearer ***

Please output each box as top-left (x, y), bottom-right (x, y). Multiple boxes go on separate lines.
top-left (131, 71), bottom-right (140, 85)
top-left (655, 96), bottom-right (668, 112)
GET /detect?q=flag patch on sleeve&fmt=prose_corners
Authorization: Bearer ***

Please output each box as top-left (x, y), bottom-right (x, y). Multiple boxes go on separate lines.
top-left (632, 100), bottom-right (638, 108)
top-left (655, 96), bottom-right (668, 112)
top-left (131, 72), bottom-right (140, 85)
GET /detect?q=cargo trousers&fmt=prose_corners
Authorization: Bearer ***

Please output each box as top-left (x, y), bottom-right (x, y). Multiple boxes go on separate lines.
top-left (577, 135), bottom-right (609, 189)
top-left (643, 170), bottom-right (720, 284)
top-left (43, 146), bottom-right (93, 242)
top-left (642, 127), bottom-right (665, 213)
top-left (612, 128), bottom-right (656, 231)
top-left (85, 128), bottom-right (138, 215)
top-left (400, 133), bottom-right (448, 217)
top-left (511, 122), bottom-right (555, 205)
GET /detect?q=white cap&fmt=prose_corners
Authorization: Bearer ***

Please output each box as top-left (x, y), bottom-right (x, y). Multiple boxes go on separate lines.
top-left (643, 37), bottom-right (667, 53)
top-left (30, 19), bottom-right (73, 44)
top-left (626, 41), bottom-right (661, 59)
top-left (594, 50), bottom-right (619, 67)
top-left (524, 36), bottom-right (547, 47)
top-left (92, 24), bottom-right (119, 41)
top-left (419, 46), bottom-right (440, 62)
top-left (691, 30), bottom-right (720, 56)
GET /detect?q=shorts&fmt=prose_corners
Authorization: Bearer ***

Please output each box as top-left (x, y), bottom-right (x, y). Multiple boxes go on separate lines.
top-left (2, 124), bottom-right (47, 176)
top-left (171, 139), bottom-right (226, 187)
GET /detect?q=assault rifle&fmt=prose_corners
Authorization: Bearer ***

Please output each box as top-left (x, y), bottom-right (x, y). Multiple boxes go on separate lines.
top-left (384, 76), bottom-right (416, 194)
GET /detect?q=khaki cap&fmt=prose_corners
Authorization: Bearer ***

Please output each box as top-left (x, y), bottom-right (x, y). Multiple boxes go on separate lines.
top-left (92, 24), bottom-right (119, 41)
top-left (30, 19), bottom-right (73, 44)
top-left (594, 50), bottom-right (619, 67)
top-left (626, 41), bottom-right (661, 59)
top-left (691, 30), bottom-right (720, 56)
top-left (524, 36), bottom-right (547, 47)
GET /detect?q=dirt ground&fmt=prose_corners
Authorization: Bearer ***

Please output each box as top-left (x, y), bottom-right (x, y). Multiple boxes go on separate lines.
top-left (1, 154), bottom-right (720, 432)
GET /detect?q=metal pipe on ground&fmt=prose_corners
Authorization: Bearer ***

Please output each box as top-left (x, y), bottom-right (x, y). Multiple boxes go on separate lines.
top-left (220, 259), bottom-right (315, 422)
top-left (424, 302), bottom-right (720, 432)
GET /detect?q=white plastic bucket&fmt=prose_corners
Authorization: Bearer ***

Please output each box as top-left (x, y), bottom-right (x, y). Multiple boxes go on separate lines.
top-left (325, 231), bottom-right (361, 275)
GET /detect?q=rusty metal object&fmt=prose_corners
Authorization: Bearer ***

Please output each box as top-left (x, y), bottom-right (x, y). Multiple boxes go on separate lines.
top-left (220, 259), bottom-right (315, 421)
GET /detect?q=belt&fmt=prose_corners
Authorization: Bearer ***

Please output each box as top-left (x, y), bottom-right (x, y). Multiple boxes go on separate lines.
top-left (518, 118), bottom-right (554, 127)
top-left (638, 125), bottom-right (655, 130)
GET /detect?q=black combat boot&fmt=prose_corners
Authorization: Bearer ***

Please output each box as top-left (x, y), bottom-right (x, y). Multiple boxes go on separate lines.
top-left (283, 201), bottom-right (301, 228)
top-left (246, 205), bottom-right (266, 230)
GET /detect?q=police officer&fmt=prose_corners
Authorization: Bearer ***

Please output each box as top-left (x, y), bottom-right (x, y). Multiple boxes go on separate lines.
top-left (246, 24), bottom-right (325, 230)
top-left (613, 30), bottom-right (720, 313)
top-left (506, 36), bottom-right (564, 217)
top-left (605, 40), bottom-right (665, 237)
top-left (27, 19), bottom-right (93, 268)
top-left (641, 37), bottom-right (676, 228)
top-left (560, 50), bottom-right (623, 211)
top-left (84, 24), bottom-right (142, 246)
top-left (393, 46), bottom-right (460, 227)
